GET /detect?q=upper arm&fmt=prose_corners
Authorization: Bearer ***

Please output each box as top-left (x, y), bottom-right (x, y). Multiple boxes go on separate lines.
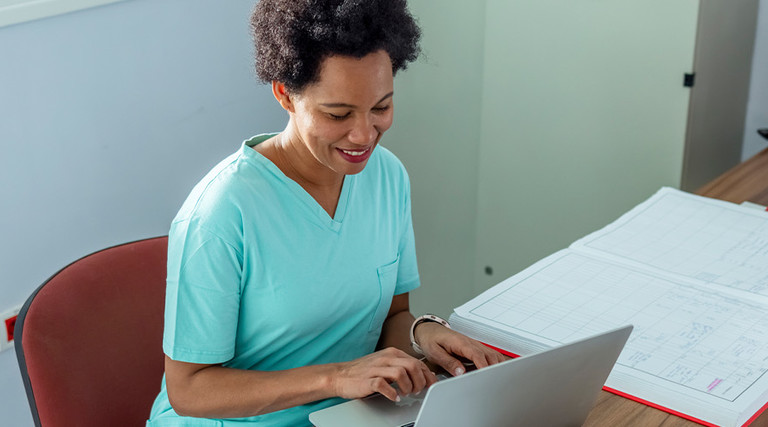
top-left (165, 226), bottom-right (242, 364)
top-left (164, 356), bottom-right (218, 414)
top-left (387, 292), bottom-right (410, 318)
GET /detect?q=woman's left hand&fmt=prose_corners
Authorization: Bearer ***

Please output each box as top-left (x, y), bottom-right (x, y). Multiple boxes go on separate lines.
top-left (414, 323), bottom-right (509, 377)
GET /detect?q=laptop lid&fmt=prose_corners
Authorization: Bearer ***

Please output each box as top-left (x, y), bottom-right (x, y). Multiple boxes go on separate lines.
top-left (309, 325), bottom-right (632, 427)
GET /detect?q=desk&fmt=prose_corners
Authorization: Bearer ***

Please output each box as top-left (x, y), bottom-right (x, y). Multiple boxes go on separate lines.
top-left (696, 147), bottom-right (768, 206)
top-left (582, 146), bottom-right (768, 427)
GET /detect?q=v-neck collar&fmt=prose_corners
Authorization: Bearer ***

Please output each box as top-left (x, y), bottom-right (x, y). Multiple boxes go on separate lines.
top-left (243, 134), bottom-right (354, 232)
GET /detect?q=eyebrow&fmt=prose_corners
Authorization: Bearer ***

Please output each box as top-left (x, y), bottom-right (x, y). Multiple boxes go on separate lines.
top-left (320, 92), bottom-right (394, 109)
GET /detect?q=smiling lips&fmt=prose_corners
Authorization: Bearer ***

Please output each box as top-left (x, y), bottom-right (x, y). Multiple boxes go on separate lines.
top-left (337, 146), bottom-right (374, 163)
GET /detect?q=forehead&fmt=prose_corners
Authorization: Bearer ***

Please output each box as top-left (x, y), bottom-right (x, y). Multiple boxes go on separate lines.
top-left (301, 50), bottom-right (394, 103)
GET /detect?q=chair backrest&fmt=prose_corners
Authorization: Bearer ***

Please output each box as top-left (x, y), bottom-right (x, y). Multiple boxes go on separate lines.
top-left (15, 236), bottom-right (168, 427)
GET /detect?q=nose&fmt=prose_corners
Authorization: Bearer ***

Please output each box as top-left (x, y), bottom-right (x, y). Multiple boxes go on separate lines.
top-left (347, 114), bottom-right (379, 146)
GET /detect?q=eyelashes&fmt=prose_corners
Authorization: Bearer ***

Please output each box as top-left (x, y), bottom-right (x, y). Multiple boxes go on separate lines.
top-left (327, 105), bottom-right (391, 121)
top-left (328, 112), bottom-right (351, 120)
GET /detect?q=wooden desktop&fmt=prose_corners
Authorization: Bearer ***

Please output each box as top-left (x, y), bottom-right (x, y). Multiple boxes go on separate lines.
top-left (583, 146), bottom-right (768, 426)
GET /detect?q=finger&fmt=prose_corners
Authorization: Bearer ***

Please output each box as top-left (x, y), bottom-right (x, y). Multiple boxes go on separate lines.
top-left (468, 342), bottom-right (507, 368)
top-left (493, 347), bottom-right (513, 363)
top-left (401, 358), bottom-right (431, 394)
top-left (407, 365), bottom-right (427, 395)
top-left (472, 351), bottom-right (490, 369)
top-left (421, 361), bottom-right (438, 386)
top-left (485, 351), bottom-right (499, 368)
top-left (428, 345), bottom-right (467, 377)
top-left (421, 364), bottom-right (438, 390)
top-left (450, 343), bottom-right (491, 370)
top-left (492, 349), bottom-right (510, 364)
top-left (380, 366), bottom-right (415, 396)
top-left (386, 353), bottom-right (432, 394)
top-left (408, 360), bottom-right (434, 394)
top-left (477, 347), bottom-right (499, 368)
top-left (371, 377), bottom-right (400, 402)
top-left (417, 357), bottom-right (439, 390)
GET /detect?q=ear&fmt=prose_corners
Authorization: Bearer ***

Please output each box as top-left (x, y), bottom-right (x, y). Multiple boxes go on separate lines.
top-left (272, 81), bottom-right (296, 113)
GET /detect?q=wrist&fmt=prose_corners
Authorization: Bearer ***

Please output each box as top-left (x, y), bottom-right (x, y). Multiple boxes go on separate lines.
top-left (323, 362), bottom-right (345, 398)
top-left (413, 322), bottom-right (442, 345)
top-left (409, 314), bottom-right (451, 355)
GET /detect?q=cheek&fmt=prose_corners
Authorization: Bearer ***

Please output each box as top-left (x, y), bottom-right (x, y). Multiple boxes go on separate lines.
top-left (314, 120), bottom-right (350, 142)
top-left (297, 113), bottom-right (344, 144)
top-left (376, 112), bottom-right (394, 133)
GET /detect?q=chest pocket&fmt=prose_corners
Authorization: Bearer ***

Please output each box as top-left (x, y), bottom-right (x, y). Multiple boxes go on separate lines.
top-left (368, 256), bottom-right (400, 332)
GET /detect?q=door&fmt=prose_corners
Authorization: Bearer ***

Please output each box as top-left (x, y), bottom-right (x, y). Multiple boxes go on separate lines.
top-left (475, 0), bottom-right (700, 292)
top-left (681, 0), bottom-right (759, 191)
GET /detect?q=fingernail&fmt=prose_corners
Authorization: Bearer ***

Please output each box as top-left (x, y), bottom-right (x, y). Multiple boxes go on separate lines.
top-left (396, 395), bottom-right (401, 402)
top-left (454, 367), bottom-right (465, 376)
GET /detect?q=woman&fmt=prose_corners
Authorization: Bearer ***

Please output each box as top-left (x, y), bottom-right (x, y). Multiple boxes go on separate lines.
top-left (148, 1), bottom-right (505, 425)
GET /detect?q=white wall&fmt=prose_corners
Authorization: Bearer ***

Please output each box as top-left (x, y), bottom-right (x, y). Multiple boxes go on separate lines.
top-left (0, 1), bottom-right (286, 425)
top-left (383, 0), bottom-right (486, 318)
top-left (743, 0), bottom-right (768, 159)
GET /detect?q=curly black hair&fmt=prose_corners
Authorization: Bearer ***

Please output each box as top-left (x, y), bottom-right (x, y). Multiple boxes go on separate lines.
top-left (251, 0), bottom-right (421, 93)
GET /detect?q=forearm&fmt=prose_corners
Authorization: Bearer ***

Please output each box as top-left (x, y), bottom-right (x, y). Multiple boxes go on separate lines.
top-left (167, 357), bottom-right (339, 419)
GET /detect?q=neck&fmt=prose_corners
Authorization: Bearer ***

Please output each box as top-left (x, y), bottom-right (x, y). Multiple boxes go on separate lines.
top-left (273, 127), bottom-right (344, 192)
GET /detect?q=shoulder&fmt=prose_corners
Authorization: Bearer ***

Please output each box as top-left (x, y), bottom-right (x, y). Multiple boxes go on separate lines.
top-left (175, 154), bottom-right (241, 219)
top-left (366, 144), bottom-right (411, 188)
top-left (371, 144), bottom-right (405, 169)
top-left (172, 145), bottom-right (271, 242)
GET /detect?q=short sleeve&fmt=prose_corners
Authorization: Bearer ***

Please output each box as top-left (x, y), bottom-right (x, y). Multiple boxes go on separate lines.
top-left (163, 220), bottom-right (243, 364)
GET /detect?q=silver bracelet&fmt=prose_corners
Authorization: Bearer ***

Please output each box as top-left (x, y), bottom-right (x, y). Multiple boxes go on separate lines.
top-left (410, 314), bottom-right (451, 355)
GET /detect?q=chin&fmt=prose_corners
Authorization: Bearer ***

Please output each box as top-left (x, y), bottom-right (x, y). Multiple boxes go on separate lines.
top-left (342, 162), bottom-right (369, 175)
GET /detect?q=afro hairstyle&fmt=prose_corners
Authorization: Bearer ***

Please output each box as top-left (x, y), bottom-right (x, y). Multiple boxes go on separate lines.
top-left (251, 0), bottom-right (421, 93)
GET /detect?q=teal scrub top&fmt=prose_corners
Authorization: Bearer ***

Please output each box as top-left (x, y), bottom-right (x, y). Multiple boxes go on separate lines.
top-left (148, 134), bottom-right (421, 426)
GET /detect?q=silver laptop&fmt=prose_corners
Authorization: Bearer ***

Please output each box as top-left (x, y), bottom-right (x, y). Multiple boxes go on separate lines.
top-left (309, 325), bottom-right (632, 427)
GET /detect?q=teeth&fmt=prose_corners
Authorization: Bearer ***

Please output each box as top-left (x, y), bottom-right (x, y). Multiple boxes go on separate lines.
top-left (341, 149), bottom-right (367, 156)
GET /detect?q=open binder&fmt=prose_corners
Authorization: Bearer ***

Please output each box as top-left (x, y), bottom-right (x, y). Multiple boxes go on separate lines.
top-left (451, 187), bottom-right (768, 427)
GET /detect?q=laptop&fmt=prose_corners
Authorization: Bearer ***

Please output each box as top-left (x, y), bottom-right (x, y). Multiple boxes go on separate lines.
top-left (309, 325), bottom-right (632, 427)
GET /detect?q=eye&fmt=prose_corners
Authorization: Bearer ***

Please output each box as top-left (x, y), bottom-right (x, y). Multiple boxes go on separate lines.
top-left (373, 105), bottom-right (391, 113)
top-left (328, 112), bottom-right (351, 121)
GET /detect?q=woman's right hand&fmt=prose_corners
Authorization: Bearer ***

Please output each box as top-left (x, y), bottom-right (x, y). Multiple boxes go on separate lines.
top-left (332, 347), bottom-right (438, 402)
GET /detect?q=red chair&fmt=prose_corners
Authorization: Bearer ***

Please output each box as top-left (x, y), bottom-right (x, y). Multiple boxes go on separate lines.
top-left (15, 236), bottom-right (168, 427)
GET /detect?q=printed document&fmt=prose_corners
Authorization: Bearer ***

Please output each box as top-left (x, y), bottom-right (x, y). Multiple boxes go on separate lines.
top-left (452, 187), bottom-right (768, 427)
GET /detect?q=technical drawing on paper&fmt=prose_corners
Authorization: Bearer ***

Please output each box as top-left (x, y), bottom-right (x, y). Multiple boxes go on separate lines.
top-left (469, 252), bottom-right (768, 401)
top-left (579, 191), bottom-right (768, 296)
